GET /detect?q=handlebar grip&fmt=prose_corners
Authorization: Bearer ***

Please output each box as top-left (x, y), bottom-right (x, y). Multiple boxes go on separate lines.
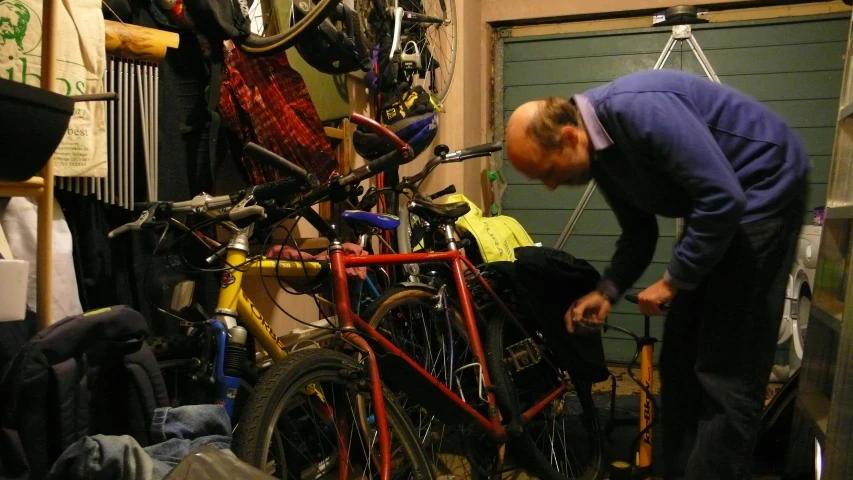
top-left (459, 141), bottom-right (502, 157)
top-left (107, 224), bottom-right (130, 239)
top-left (244, 143), bottom-right (312, 183)
top-left (429, 184), bottom-right (456, 200)
top-left (624, 293), bottom-right (669, 311)
top-left (365, 149), bottom-right (405, 173)
top-left (252, 177), bottom-right (308, 203)
top-left (350, 113), bottom-right (411, 157)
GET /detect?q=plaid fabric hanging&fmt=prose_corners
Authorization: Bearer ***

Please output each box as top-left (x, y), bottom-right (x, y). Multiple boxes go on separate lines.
top-left (219, 44), bottom-right (337, 185)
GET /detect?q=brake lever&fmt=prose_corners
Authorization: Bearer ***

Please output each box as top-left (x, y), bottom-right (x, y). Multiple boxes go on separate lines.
top-left (107, 203), bottom-right (163, 239)
top-left (228, 196), bottom-right (267, 222)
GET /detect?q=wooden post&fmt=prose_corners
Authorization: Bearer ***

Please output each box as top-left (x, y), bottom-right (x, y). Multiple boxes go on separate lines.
top-left (341, 118), bottom-right (352, 176)
top-left (105, 21), bottom-right (180, 63)
top-left (37, 0), bottom-right (59, 330)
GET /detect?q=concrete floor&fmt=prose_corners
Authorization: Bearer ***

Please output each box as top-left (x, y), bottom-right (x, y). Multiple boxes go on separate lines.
top-left (480, 366), bottom-right (788, 480)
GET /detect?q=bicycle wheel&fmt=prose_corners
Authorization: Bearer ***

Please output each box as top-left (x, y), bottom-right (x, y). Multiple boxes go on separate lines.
top-left (484, 310), bottom-right (604, 480)
top-left (408, 0), bottom-right (457, 103)
top-left (356, 0), bottom-right (457, 104)
top-left (364, 286), bottom-right (498, 479)
top-left (233, 348), bottom-right (432, 480)
top-left (238, 0), bottom-right (341, 54)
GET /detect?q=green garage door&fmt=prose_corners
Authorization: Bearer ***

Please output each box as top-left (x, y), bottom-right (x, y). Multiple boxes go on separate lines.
top-left (499, 14), bottom-right (848, 363)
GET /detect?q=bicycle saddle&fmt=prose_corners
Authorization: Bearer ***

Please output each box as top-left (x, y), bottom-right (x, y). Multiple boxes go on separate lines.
top-left (341, 210), bottom-right (401, 231)
top-left (407, 199), bottom-right (470, 224)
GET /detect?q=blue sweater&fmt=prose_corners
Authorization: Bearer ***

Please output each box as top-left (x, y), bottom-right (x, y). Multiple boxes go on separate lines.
top-left (575, 70), bottom-right (809, 295)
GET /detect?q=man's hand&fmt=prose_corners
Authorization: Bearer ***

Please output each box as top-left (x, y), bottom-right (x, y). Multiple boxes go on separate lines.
top-left (565, 291), bottom-right (611, 334)
top-left (637, 278), bottom-right (676, 316)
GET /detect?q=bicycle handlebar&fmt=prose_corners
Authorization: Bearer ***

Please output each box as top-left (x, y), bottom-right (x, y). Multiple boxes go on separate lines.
top-left (108, 135), bottom-right (499, 239)
top-left (244, 143), bottom-right (315, 186)
top-left (453, 141), bottom-right (502, 159)
top-left (624, 294), bottom-right (669, 311)
top-left (403, 141), bottom-right (502, 186)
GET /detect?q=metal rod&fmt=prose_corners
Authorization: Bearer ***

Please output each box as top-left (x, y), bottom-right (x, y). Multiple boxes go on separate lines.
top-left (653, 35), bottom-right (677, 69)
top-left (136, 63), bottom-right (153, 201)
top-left (147, 63), bottom-right (153, 199)
top-left (149, 62), bottom-right (155, 200)
top-left (125, 59), bottom-right (131, 209)
top-left (687, 35), bottom-right (720, 83)
top-left (120, 59), bottom-right (127, 209)
top-left (154, 64), bottom-right (159, 200)
top-left (124, 59), bottom-right (129, 208)
top-left (554, 180), bottom-right (597, 249)
top-left (69, 92), bottom-right (118, 102)
top-left (107, 57), bottom-right (113, 205)
top-left (129, 61), bottom-right (135, 209)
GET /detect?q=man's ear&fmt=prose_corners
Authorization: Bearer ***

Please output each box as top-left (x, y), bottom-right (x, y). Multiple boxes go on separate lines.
top-left (560, 125), bottom-right (580, 148)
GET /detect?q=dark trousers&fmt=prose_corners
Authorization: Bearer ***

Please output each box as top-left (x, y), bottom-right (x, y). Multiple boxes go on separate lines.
top-left (660, 185), bottom-right (806, 480)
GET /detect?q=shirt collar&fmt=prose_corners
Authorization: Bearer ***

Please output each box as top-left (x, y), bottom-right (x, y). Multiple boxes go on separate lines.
top-left (572, 94), bottom-right (613, 151)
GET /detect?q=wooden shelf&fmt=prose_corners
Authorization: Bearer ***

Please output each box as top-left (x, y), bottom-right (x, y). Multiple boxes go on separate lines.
top-left (0, 176), bottom-right (45, 197)
top-left (839, 101), bottom-right (853, 122)
top-left (825, 204), bottom-right (853, 220)
top-left (798, 391), bottom-right (830, 441)
top-left (809, 302), bottom-right (844, 333)
top-left (324, 126), bottom-right (346, 141)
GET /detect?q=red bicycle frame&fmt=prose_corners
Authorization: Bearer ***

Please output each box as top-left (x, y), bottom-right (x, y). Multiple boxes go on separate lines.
top-left (327, 243), bottom-right (569, 478)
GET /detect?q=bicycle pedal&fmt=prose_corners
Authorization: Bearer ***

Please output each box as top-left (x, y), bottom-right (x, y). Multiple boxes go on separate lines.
top-left (400, 41), bottom-right (422, 71)
top-left (504, 338), bottom-right (542, 372)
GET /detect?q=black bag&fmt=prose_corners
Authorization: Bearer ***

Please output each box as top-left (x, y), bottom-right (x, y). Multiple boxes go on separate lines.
top-left (183, 0), bottom-right (251, 41)
top-left (0, 306), bottom-right (169, 480)
top-left (480, 247), bottom-right (609, 383)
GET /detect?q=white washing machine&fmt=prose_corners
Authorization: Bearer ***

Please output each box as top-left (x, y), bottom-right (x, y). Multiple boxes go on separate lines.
top-left (777, 224), bottom-right (822, 373)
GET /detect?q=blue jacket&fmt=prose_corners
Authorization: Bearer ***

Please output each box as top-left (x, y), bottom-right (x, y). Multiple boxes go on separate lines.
top-left (575, 69), bottom-right (809, 295)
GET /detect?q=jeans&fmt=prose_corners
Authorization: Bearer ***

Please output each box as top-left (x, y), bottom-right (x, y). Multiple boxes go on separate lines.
top-left (659, 184), bottom-right (806, 480)
top-left (45, 404), bottom-right (232, 480)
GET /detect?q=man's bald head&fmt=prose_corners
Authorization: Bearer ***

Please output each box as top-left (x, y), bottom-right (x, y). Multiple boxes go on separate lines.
top-left (506, 100), bottom-right (544, 174)
top-left (505, 97), bottom-right (592, 189)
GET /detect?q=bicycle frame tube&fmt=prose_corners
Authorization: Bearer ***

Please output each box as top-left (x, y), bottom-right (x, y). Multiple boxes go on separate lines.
top-left (217, 248), bottom-right (327, 361)
top-left (331, 247), bottom-right (508, 438)
top-left (339, 247), bottom-right (572, 436)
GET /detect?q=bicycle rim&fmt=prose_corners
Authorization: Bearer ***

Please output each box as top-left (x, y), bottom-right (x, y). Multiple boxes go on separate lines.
top-left (485, 310), bottom-right (604, 480)
top-left (365, 286), bottom-right (496, 479)
top-left (238, 0), bottom-right (342, 54)
top-left (233, 349), bottom-right (432, 479)
top-left (404, 0), bottom-right (457, 103)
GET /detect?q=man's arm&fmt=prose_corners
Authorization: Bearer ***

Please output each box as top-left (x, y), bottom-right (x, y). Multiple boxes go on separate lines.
top-left (597, 190), bottom-right (659, 300)
top-left (618, 92), bottom-right (746, 290)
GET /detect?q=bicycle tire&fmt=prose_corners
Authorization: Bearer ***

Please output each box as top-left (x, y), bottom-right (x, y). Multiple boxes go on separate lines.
top-left (355, 0), bottom-right (457, 103)
top-left (363, 285), bottom-right (498, 479)
top-left (233, 348), bottom-right (433, 480)
top-left (484, 310), bottom-right (604, 480)
top-left (237, 0), bottom-right (342, 54)
top-left (421, 0), bottom-right (457, 104)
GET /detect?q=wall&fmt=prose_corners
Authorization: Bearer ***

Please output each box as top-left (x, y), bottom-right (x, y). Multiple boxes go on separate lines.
top-left (465, 1), bottom-right (850, 210)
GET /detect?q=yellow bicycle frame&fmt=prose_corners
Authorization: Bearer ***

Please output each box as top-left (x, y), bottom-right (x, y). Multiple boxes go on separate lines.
top-left (215, 243), bottom-right (327, 361)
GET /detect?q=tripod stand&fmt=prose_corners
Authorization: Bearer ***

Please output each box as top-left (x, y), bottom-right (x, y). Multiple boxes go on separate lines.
top-left (553, 6), bottom-right (720, 249)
